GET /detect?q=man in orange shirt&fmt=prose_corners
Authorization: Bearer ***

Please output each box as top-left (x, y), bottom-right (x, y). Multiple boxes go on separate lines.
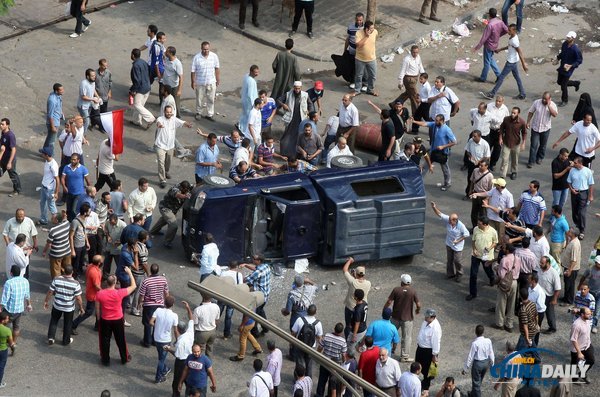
top-left (72, 254), bottom-right (103, 333)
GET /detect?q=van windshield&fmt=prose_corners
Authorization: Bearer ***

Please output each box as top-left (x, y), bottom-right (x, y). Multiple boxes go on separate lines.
top-left (350, 177), bottom-right (405, 197)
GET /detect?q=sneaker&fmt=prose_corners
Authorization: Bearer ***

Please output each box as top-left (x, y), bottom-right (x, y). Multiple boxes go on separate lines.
top-left (593, 327), bottom-right (598, 334)
top-left (48, 338), bottom-right (55, 345)
top-left (124, 321), bottom-right (132, 327)
top-left (0, 382), bottom-right (5, 388)
top-left (155, 376), bottom-right (167, 384)
top-left (440, 184), bottom-right (451, 191)
top-left (83, 21), bottom-right (91, 31)
top-left (361, 86), bottom-right (368, 93)
top-left (349, 83), bottom-right (356, 89)
top-left (513, 94), bottom-right (526, 100)
top-left (578, 233), bottom-right (585, 240)
top-left (65, 337), bottom-right (74, 345)
top-left (289, 30), bottom-right (296, 37)
top-left (69, 33), bottom-right (80, 38)
top-left (131, 308), bottom-right (141, 317)
top-left (480, 91), bottom-right (494, 100)
top-left (163, 367), bottom-right (172, 377)
top-left (8, 191), bottom-right (19, 197)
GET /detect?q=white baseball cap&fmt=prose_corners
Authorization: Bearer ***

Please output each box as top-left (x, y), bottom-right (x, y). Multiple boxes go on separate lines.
top-left (401, 274), bottom-right (412, 284)
top-left (566, 31), bottom-right (577, 39)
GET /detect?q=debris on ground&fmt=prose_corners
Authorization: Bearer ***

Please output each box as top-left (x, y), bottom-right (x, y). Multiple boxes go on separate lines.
top-left (532, 57), bottom-right (545, 64)
top-left (454, 59), bottom-right (470, 72)
top-left (380, 53), bottom-right (395, 63)
top-left (550, 4), bottom-right (569, 13)
top-left (587, 41), bottom-right (600, 48)
top-left (453, 0), bottom-right (469, 7)
top-left (395, 46), bottom-right (404, 54)
top-left (452, 18), bottom-right (470, 37)
top-left (294, 258), bottom-right (309, 273)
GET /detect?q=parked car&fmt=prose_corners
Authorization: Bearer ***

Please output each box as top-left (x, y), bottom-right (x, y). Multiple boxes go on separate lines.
top-left (182, 159), bottom-right (426, 266)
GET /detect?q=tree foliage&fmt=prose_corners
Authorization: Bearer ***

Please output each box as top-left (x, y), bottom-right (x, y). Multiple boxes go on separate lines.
top-left (0, 0), bottom-right (15, 15)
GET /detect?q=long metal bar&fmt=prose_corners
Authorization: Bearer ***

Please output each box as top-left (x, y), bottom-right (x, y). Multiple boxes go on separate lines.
top-left (188, 280), bottom-right (389, 397)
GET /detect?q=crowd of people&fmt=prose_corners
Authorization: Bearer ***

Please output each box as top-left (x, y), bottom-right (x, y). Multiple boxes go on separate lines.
top-left (0, 1), bottom-right (599, 397)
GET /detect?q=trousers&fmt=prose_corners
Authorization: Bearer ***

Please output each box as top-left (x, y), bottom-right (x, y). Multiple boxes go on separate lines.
top-left (48, 307), bottom-right (74, 345)
top-left (99, 317), bottom-right (129, 365)
top-left (571, 189), bottom-right (589, 233)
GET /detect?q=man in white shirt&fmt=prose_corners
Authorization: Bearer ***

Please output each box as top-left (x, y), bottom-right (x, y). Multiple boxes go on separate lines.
top-left (199, 233), bottom-right (219, 282)
top-left (5, 234), bottom-right (32, 278)
top-left (166, 301), bottom-right (194, 397)
top-left (415, 308), bottom-right (442, 392)
top-left (127, 177), bottom-right (156, 231)
top-left (77, 68), bottom-right (100, 134)
top-left (528, 273), bottom-right (547, 344)
top-left (395, 45), bottom-right (425, 115)
top-left (219, 261), bottom-right (243, 339)
top-left (154, 106), bottom-right (192, 188)
top-left (482, 24), bottom-right (528, 101)
top-left (462, 325), bottom-right (494, 397)
top-left (538, 256), bottom-right (562, 334)
top-left (470, 178), bottom-right (514, 239)
top-left (95, 138), bottom-right (119, 191)
top-left (150, 295), bottom-right (179, 384)
top-left (39, 147), bottom-right (59, 226)
top-left (247, 98), bottom-right (264, 147)
top-left (396, 142), bottom-right (415, 162)
top-left (162, 46), bottom-right (184, 117)
top-left (398, 362), bottom-right (422, 397)
top-left (464, 131), bottom-right (491, 197)
top-left (337, 94), bottom-right (360, 153)
top-left (291, 304), bottom-right (323, 378)
top-left (191, 41), bottom-right (220, 121)
top-left (375, 348), bottom-right (402, 395)
top-left (470, 103), bottom-right (493, 139)
top-left (248, 358), bottom-right (274, 397)
top-left (265, 341), bottom-right (282, 396)
top-left (552, 114), bottom-right (600, 168)
top-left (326, 137), bottom-right (353, 168)
top-left (411, 73), bottom-right (432, 134)
top-left (428, 76), bottom-right (460, 125)
top-left (487, 95), bottom-right (510, 169)
top-left (192, 294), bottom-right (220, 357)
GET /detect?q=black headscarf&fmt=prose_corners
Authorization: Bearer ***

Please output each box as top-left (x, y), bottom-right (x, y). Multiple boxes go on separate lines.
top-left (572, 93), bottom-right (597, 126)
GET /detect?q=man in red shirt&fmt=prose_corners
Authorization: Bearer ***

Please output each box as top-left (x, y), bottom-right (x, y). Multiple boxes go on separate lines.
top-left (95, 266), bottom-right (137, 366)
top-left (72, 254), bottom-right (103, 333)
top-left (357, 335), bottom-right (380, 392)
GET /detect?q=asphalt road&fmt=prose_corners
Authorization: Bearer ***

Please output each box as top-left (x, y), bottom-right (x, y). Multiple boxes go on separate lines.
top-left (0, 1), bottom-right (598, 396)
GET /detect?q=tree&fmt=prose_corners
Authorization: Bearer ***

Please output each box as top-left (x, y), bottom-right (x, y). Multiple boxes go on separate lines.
top-left (0, 0), bottom-right (15, 15)
top-left (367, 0), bottom-right (377, 23)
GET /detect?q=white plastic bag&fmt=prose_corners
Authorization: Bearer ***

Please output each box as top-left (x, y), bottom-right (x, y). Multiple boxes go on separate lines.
top-left (452, 18), bottom-right (470, 37)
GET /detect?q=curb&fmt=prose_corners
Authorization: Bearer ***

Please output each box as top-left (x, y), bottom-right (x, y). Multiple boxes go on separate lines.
top-left (0, 0), bottom-right (127, 42)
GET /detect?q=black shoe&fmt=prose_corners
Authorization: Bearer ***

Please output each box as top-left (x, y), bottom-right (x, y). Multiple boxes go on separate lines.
top-left (454, 275), bottom-right (461, 283)
top-left (418, 18), bottom-right (430, 25)
top-left (466, 294), bottom-right (476, 301)
top-left (239, 23), bottom-right (245, 30)
top-left (558, 101), bottom-right (568, 107)
top-left (513, 94), bottom-right (526, 100)
top-left (575, 81), bottom-right (580, 92)
top-left (253, 20), bottom-right (260, 28)
top-left (488, 307), bottom-right (496, 313)
top-left (204, 116), bottom-right (215, 122)
top-left (536, 160), bottom-right (542, 165)
top-left (490, 324), bottom-right (503, 330)
top-left (504, 326), bottom-right (513, 333)
top-left (159, 182), bottom-right (166, 188)
top-left (510, 172), bottom-right (517, 180)
top-left (542, 328), bottom-right (556, 334)
top-left (251, 350), bottom-right (263, 356)
top-left (229, 355), bottom-right (244, 361)
top-left (430, 16), bottom-right (442, 22)
top-left (480, 91), bottom-right (494, 100)
top-left (71, 329), bottom-right (79, 336)
top-left (474, 77), bottom-right (487, 83)
top-left (526, 163), bottom-right (533, 168)
top-left (139, 340), bottom-right (150, 348)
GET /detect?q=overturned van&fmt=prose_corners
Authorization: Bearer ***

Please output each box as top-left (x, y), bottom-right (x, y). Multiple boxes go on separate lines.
top-left (181, 160), bottom-right (426, 266)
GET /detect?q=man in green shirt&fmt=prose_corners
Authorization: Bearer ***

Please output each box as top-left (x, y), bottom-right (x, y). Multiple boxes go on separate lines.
top-left (0, 311), bottom-right (15, 388)
top-left (467, 216), bottom-right (498, 301)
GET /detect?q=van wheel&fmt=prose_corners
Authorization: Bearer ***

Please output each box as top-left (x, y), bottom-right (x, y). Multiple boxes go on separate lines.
top-left (203, 174), bottom-right (235, 188)
top-left (330, 155), bottom-right (363, 169)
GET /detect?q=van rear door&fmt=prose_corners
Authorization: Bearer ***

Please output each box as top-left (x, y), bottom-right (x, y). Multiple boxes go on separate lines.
top-left (282, 200), bottom-right (321, 259)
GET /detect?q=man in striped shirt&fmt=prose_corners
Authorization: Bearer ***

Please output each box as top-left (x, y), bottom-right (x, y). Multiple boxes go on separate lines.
top-left (42, 210), bottom-right (72, 280)
top-left (43, 265), bottom-right (83, 345)
top-left (517, 180), bottom-right (546, 228)
top-left (138, 264), bottom-right (169, 347)
top-left (315, 322), bottom-right (347, 397)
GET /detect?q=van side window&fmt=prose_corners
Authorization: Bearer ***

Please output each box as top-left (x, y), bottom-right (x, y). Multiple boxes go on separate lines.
top-left (266, 188), bottom-right (311, 201)
top-left (350, 178), bottom-right (405, 197)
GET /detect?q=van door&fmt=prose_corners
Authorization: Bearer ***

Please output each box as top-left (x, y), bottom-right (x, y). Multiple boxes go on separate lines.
top-left (282, 200), bottom-right (322, 259)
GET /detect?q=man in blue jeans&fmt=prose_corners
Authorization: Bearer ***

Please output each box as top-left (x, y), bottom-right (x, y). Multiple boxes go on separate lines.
top-left (150, 295), bottom-right (178, 384)
top-left (472, 8), bottom-right (507, 83)
top-left (43, 83), bottom-right (64, 156)
top-left (77, 68), bottom-right (100, 134)
top-left (61, 153), bottom-right (90, 222)
top-left (502, 0), bottom-right (525, 33)
top-left (481, 24), bottom-right (528, 101)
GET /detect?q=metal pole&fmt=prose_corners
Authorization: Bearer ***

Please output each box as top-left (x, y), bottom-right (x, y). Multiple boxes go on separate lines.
top-left (188, 280), bottom-right (389, 397)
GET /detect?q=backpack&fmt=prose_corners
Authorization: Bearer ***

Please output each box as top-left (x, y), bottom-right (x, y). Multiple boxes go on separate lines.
top-left (148, 42), bottom-right (164, 83)
top-left (298, 317), bottom-right (319, 347)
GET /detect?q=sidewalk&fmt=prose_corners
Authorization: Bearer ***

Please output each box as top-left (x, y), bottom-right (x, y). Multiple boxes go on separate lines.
top-left (1, 0), bottom-right (494, 58)
top-left (167, 0), bottom-right (494, 61)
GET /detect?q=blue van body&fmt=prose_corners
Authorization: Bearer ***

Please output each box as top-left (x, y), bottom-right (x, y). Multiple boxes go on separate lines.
top-left (182, 160), bottom-right (426, 266)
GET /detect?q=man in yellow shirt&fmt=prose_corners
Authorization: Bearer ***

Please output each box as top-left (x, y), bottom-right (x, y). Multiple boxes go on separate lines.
top-left (467, 216), bottom-right (498, 301)
top-left (352, 21), bottom-right (378, 97)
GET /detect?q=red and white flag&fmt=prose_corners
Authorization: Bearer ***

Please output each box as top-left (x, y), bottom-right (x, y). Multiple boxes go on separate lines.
top-left (100, 109), bottom-right (125, 155)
